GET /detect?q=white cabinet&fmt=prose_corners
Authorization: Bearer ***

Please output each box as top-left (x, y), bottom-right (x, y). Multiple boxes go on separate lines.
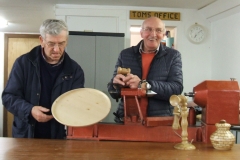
top-left (66, 31), bottom-right (125, 122)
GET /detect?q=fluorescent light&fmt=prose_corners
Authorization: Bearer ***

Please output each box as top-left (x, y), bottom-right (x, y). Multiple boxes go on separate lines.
top-left (0, 18), bottom-right (8, 28)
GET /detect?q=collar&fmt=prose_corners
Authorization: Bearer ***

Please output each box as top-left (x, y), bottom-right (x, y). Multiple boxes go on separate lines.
top-left (41, 48), bottom-right (64, 67)
top-left (139, 41), bottom-right (160, 54)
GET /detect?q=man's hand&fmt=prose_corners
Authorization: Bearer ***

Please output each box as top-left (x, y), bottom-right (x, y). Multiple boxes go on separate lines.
top-left (31, 106), bottom-right (53, 122)
top-left (113, 73), bottom-right (140, 89)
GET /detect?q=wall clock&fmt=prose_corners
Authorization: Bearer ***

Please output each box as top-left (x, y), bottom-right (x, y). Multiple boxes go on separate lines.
top-left (187, 23), bottom-right (206, 44)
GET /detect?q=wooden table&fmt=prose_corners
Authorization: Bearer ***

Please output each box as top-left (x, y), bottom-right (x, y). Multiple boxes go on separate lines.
top-left (0, 137), bottom-right (239, 160)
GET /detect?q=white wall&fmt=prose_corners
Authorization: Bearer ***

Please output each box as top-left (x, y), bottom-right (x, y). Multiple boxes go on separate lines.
top-left (211, 12), bottom-right (240, 81)
top-left (55, 5), bottom-right (212, 96)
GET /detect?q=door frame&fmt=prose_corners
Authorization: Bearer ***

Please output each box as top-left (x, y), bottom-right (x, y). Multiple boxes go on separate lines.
top-left (3, 34), bottom-right (39, 137)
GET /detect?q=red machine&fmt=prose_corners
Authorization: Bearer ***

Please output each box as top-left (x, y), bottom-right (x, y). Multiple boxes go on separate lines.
top-left (184, 80), bottom-right (240, 143)
top-left (66, 80), bottom-right (239, 143)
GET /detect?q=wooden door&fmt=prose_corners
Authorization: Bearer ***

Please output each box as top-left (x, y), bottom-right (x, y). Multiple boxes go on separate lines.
top-left (3, 34), bottom-right (39, 137)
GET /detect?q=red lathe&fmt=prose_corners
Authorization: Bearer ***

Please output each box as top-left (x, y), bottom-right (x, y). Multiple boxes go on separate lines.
top-left (184, 80), bottom-right (240, 143)
top-left (67, 78), bottom-right (239, 143)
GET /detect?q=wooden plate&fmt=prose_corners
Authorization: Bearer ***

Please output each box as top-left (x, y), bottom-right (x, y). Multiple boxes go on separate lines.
top-left (52, 88), bottom-right (111, 127)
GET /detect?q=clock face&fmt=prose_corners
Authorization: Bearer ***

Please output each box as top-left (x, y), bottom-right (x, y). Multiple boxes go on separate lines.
top-left (188, 24), bottom-right (206, 44)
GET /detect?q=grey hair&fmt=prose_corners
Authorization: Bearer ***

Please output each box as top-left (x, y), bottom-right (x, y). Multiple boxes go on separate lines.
top-left (39, 19), bottom-right (69, 39)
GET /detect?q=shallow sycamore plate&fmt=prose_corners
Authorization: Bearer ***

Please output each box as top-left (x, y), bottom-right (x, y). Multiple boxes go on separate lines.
top-left (52, 88), bottom-right (111, 127)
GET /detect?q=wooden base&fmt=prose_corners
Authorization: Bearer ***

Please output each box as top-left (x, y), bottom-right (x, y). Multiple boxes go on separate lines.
top-left (67, 123), bottom-right (202, 143)
top-left (174, 142), bottom-right (196, 150)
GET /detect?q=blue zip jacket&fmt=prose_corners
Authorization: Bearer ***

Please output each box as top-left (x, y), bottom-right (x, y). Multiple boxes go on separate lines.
top-left (108, 40), bottom-right (183, 117)
top-left (2, 45), bottom-right (85, 138)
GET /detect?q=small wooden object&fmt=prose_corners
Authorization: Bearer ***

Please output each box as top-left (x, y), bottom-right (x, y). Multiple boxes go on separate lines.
top-left (210, 120), bottom-right (235, 150)
top-left (117, 67), bottom-right (131, 75)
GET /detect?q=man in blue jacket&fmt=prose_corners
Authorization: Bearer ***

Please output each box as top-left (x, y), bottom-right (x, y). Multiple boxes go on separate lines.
top-left (2, 19), bottom-right (85, 139)
top-left (108, 17), bottom-right (183, 123)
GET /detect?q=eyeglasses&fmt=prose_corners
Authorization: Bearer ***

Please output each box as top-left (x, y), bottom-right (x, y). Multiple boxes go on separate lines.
top-left (142, 27), bottom-right (164, 34)
top-left (45, 41), bottom-right (66, 48)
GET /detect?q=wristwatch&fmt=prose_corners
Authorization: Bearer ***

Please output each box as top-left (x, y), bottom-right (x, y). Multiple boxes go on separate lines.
top-left (140, 80), bottom-right (151, 90)
top-left (146, 82), bottom-right (151, 90)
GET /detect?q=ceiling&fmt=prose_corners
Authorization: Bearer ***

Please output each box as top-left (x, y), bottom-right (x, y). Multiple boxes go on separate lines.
top-left (0, 0), bottom-right (217, 33)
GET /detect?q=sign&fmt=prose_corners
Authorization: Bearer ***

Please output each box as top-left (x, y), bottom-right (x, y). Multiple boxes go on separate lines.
top-left (130, 10), bottom-right (180, 21)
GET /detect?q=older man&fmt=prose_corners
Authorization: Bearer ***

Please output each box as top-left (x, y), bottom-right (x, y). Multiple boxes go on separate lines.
top-left (108, 17), bottom-right (183, 123)
top-left (2, 19), bottom-right (85, 138)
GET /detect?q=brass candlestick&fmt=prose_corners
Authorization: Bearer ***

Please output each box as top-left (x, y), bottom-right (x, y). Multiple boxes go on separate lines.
top-left (170, 95), bottom-right (196, 150)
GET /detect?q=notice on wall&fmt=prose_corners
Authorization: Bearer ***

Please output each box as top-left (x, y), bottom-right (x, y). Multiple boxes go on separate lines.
top-left (130, 10), bottom-right (180, 21)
